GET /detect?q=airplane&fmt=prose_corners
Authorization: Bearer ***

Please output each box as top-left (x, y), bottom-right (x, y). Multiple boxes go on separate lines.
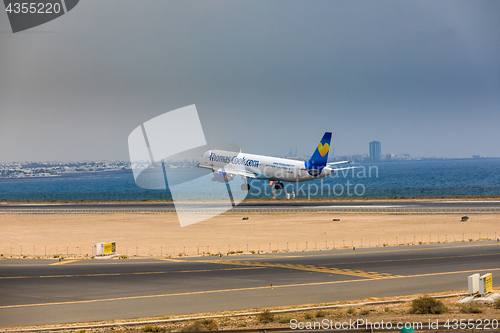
top-left (197, 132), bottom-right (356, 190)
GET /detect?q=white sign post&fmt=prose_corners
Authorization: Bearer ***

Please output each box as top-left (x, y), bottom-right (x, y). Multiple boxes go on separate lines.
top-left (468, 273), bottom-right (480, 295)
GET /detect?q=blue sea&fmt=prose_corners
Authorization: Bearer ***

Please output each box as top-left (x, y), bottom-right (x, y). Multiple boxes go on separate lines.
top-left (1, 158), bottom-right (500, 200)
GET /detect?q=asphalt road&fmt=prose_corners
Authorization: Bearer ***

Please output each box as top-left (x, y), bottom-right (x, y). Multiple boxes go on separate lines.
top-left (1, 200), bottom-right (500, 212)
top-left (0, 241), bottom-right (499, 327)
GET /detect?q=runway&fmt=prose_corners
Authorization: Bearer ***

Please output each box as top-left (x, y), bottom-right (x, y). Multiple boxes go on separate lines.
top-left (0, 241), bottom-right (499, 328)
top-left (1, 200), bottom-right (500, 213)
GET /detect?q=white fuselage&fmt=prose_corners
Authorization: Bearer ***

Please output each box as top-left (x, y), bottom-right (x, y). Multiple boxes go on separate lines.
top-left (199, 150), bottom-right (334, 182)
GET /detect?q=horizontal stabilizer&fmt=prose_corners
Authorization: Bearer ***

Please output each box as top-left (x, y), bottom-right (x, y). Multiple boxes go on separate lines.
top-left (327, 160), bottom-right (350, 166)
top-left (332, 166), bottom-right (358, 172)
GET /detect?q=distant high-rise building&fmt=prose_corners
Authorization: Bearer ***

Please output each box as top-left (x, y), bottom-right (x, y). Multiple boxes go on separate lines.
top-left (369, 141), bottom-right (381, 161)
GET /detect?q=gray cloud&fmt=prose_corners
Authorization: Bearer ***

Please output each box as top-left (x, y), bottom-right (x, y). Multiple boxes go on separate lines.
top-left (1, 0), bottom-right (499, 162)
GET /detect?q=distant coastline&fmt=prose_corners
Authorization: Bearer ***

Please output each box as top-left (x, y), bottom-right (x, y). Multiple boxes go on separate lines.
top-left (1, 157), bottom-right (498, 180)
top-left (0, 166), bottom-right (206, 181)
top-left (0, 169), bottom-right (131, 181)
top-left (357, 156), bottom-right (500, 164)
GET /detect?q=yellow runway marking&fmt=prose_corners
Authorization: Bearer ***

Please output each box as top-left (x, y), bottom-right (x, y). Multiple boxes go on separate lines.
top-left (322, 252), bottom-right (500, 266)
top-left (49, 259), bottom-right (81, 265)
top-left (1, 266), bottom-right (499, 310)
top-left (0, 267), bottom-right (264, 280)
top-left (205, 260), bottom-right (403, 279)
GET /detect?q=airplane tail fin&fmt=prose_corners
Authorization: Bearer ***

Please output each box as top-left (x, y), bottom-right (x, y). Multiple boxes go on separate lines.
top-left (307, 132), bottom-right (332, 168)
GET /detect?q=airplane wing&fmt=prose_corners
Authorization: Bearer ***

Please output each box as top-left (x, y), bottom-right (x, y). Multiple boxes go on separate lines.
top-left (222, 168), bottom-right (258, 179)
top-left (197, 164), bottom-right (258, 179)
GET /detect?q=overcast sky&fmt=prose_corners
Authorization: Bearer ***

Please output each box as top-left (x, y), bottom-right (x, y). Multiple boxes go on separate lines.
top-left (1, 0), bottom-right (499, 163)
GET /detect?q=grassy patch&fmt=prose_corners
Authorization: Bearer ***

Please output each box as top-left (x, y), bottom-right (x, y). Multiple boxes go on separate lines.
top-left (460, 303), bottom-right (484, 314)
top-left (409, 296), bottom-right (447, 314)
top-left (360, 309), bottom-right (370, 316)
top-left (495, 298), bottom-right (500, 309)
top-left (278, 316), bottom-right (292, 324)
top-left (347, 307), bottom-right (356, 315)
top-left (142, 324), bottom-right (166, 332)
top-left (181, 319), bottom-right (218, 332)
top-left (256, 309), bottom-right (275, 323)
top-left (315, 310), bottom-right (327, 318)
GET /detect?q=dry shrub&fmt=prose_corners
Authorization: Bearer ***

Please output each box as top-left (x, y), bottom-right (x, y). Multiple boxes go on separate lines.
top-left (256, 310), bottom-right (274, 323)
top-left (181, 319), bottom-right (218, 332)
top-left (460, 303), bottom-right (484, 314)
top-left (409, 296), bottom-right (447, 314)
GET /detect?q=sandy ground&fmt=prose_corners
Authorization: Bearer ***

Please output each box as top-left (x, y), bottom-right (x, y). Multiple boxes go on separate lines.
top-left (0, 212), bottom-right (499, 258)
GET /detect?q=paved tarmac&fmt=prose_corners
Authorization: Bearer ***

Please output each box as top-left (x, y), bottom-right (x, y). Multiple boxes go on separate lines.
top-left (0, 241), bottom-right (499, 328)
top-left (1, 200), bottom-right (500, 212)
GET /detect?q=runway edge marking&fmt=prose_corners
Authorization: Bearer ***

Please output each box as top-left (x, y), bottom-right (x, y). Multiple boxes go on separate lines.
top-left (0, 267), bottom-right (266, 280)
top-left (49, 259), bottom-right (81, 266)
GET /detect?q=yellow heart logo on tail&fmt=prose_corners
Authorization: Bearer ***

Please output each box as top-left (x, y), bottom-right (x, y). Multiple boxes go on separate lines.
top-left (317, 142), bottom-right (329, 157)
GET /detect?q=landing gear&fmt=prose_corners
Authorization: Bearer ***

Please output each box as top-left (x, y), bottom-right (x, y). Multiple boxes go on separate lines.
top-left (274, 182), bottom-right (284, 190)
top-left (240, 176), bottom-right (250, 191)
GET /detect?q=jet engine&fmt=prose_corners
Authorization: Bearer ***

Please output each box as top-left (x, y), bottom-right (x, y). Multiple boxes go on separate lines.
top-left (212, 171), bottom-right (234, 183)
